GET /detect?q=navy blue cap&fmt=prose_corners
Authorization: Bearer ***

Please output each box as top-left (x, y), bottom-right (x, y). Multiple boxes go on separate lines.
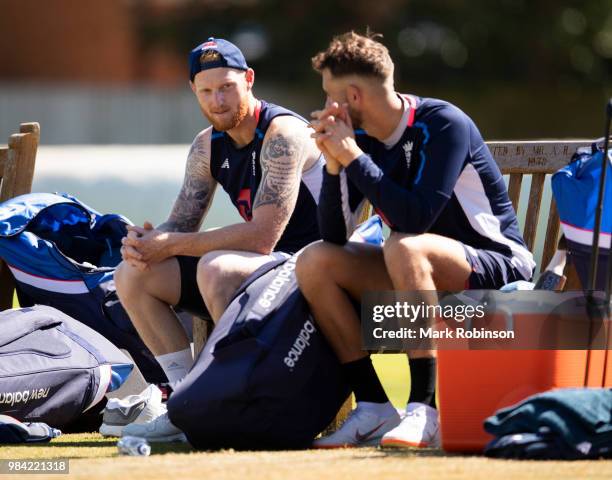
top-left (189, 37), bottom-right (248, 81)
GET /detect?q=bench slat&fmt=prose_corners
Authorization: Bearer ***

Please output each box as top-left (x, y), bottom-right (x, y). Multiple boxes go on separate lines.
top-left (541, 198), bottom-right (561, 272)
top-left (0, 147), bottom-right (12, 309)
top-left (0, 147), bottom-right (16, 203)
top-left (0, 148), bottom-right (7, 179)
top-left (193, 316), bottom-right (211, 355)
top-left (507, 173), bottom-right (523, 213)
top-left (523, 173), bottom-right (546, 251)
top-left (8, 130), bottom-right (38, 196)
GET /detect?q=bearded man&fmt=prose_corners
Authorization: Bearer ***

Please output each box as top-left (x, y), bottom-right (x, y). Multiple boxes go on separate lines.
top-left (114, 37), bottom-right (323, 441)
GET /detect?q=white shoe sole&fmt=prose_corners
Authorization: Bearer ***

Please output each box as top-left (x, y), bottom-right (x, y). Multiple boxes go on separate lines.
top-left (137, 432), bottom-right (187, 443)
top-left (99, 423), bottom-right (124, 437)
top-left (99, 407), bottom-right (166, 438)
top-left (313, 435), bottom-right (383, 449)
top-left (380, 437), bottom-right (433, 448)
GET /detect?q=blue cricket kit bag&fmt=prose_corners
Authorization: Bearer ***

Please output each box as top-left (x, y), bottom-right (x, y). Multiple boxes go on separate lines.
top-left (168, 253), bottom-right (351, 450)
top-left (0, 305), bottom-right (133, 428)
top-left (0, 192), bottom-right (166, 383)
top-left (552, 144), bottom-right (611, 290)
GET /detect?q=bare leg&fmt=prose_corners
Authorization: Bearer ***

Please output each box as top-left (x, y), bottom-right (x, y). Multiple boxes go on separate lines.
top-left (296, 241), bottom-right (393, 362)
top-left (115, 258), bottom-right (188, 356)
top-left (383, 232), bottom-right (471, 358)
top-left (298, 242), bottom-right (401, 448)
top-left (298, 235), bottom-right (473, 448)
top-left (197, 250), bottom-right (283, 322)
top-left (383, 232), bottom-right (471, 291)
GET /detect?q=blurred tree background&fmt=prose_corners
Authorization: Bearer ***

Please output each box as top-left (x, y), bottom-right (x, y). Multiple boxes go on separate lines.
top-left (1, 0), bottom-right (611, 141)
top-left (131, 0), bottom-right (612, 138)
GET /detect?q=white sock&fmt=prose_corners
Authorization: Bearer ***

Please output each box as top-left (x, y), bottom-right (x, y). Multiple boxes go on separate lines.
top-left (357, 401), bottom-right (398, 417)
top-left (155, 348), bottom-right (193, 385)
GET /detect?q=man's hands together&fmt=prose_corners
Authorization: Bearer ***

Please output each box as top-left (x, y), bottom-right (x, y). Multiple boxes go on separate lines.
top-left (120, 221), bottom-right (174, 271)
top-left (310, 102), bottom-right (363, 174)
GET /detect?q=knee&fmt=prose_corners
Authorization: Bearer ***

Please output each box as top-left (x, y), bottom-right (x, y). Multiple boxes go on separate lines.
top-left (296, 241), bottom-right (336, 287)
top-left (114, 260), bottom-right (143, 300)
top-left (196, 253), bottom-right (227, 300)
top-left (383, 234), bottom-right (431, 274)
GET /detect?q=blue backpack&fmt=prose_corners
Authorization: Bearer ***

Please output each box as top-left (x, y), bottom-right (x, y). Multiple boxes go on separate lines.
top-left (552, 145), bottom-right (611, 290)
top-left (0, 192), bottom-right (166, 384)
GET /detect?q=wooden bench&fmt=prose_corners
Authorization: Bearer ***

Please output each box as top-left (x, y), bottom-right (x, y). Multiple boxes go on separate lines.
top-left (0, 122), bottom-right (40, 311)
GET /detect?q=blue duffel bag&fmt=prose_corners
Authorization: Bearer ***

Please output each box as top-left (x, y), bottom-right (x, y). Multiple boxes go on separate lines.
top-left (0, 192), bottom-right (166, 384)
top-left (168, 253), bottom-right (351, 450)
top-left (552, 143), bottom-right (611, 290)
top-left (0, 305), bottom-right (133, 428)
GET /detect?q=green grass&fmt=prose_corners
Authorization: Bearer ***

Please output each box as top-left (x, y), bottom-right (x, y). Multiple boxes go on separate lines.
top-left (1, 433), bottom-right (610, 480)
top-left (0, 433), bottom-right (190, 460)
top-left (372, 354), bottom-right (410, 408)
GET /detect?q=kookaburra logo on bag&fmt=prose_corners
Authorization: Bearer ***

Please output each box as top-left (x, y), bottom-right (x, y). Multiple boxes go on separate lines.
top-left (403, 141), bottom-right (413, 170)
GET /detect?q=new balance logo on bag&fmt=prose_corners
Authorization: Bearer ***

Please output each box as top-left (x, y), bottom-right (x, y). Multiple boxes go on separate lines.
top-left (283, 318), bottom-right (316, 370)
top-left (256, 256), bottom-right (297, 310)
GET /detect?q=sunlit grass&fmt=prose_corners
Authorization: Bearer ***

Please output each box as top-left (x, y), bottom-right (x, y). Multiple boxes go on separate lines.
top-left (372, 354), bottom-right (410, 408)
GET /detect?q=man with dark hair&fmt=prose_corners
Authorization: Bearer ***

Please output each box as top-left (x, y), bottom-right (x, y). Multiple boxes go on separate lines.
top-left (297, 32), bottom-right (534, 448)
top-left (114, 37), bottom-right (323, 441)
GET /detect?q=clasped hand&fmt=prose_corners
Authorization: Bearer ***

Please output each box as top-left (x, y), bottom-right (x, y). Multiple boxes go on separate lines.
top-left (310, 102), bottom-right (363, 173)
top-left (120, 221), bottom-right (171, 271)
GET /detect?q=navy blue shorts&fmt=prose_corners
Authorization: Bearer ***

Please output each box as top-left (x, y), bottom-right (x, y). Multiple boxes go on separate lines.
top-left (174, 251), bottom-right (291, 318)
top-left (461, 245), bottom-right (531, 289)
top-left (175, 256), bottom-right (210, 318)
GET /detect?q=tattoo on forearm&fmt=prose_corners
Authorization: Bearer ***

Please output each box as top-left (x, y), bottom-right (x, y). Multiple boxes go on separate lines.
top-left (254, 133), bottom-right (304, 210)
top-left (160, 134), bottom-right (215, 233)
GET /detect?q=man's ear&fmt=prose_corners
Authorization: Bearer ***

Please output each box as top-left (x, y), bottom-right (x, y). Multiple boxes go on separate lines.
top-left (347, 84), bottom-right (361, 107)
top-left (190, 81), bottom-right (196, 94)
top-left (245, 68), bottom-right (255, 90)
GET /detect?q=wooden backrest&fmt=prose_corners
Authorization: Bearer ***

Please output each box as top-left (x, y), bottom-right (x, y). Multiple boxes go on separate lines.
top-left (488, 140), bottom-right (592, 272)
top-left (0, 122), bottom-right (40, 310)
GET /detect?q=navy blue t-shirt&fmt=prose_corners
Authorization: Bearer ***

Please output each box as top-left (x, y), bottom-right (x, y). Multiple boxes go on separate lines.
top-left (210, 101), bottom-right (322, 253)
top-left (318, 95), bottom-right (535, 279)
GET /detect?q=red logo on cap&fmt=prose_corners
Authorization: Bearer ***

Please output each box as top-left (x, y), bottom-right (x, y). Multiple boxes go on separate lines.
top-left (202, 41), bottom-right (217, 48)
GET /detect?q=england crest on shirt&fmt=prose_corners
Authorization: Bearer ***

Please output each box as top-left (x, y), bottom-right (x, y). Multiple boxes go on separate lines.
top-left (403, 141), bottom-right (414, 170)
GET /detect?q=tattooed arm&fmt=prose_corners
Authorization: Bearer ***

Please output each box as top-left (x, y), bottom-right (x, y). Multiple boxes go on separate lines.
top-left (158, 128), bottom-right (216, 233)
top-left (128, 116), bottom-right (315, 259)
top-left (248, 116), bottom-right (309, 252)
top-left (121, 128), bottom-right (217, 266)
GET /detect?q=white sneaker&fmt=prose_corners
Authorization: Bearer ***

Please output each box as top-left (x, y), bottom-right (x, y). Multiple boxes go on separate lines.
top-left (380, 402), bottom-right (440, 448)
top-left (121, 412), bottom-right (187, 443)
top-left (313, 404), bottom-right (401, 449)
top-left (99, 384), bottom-right (166, 437)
